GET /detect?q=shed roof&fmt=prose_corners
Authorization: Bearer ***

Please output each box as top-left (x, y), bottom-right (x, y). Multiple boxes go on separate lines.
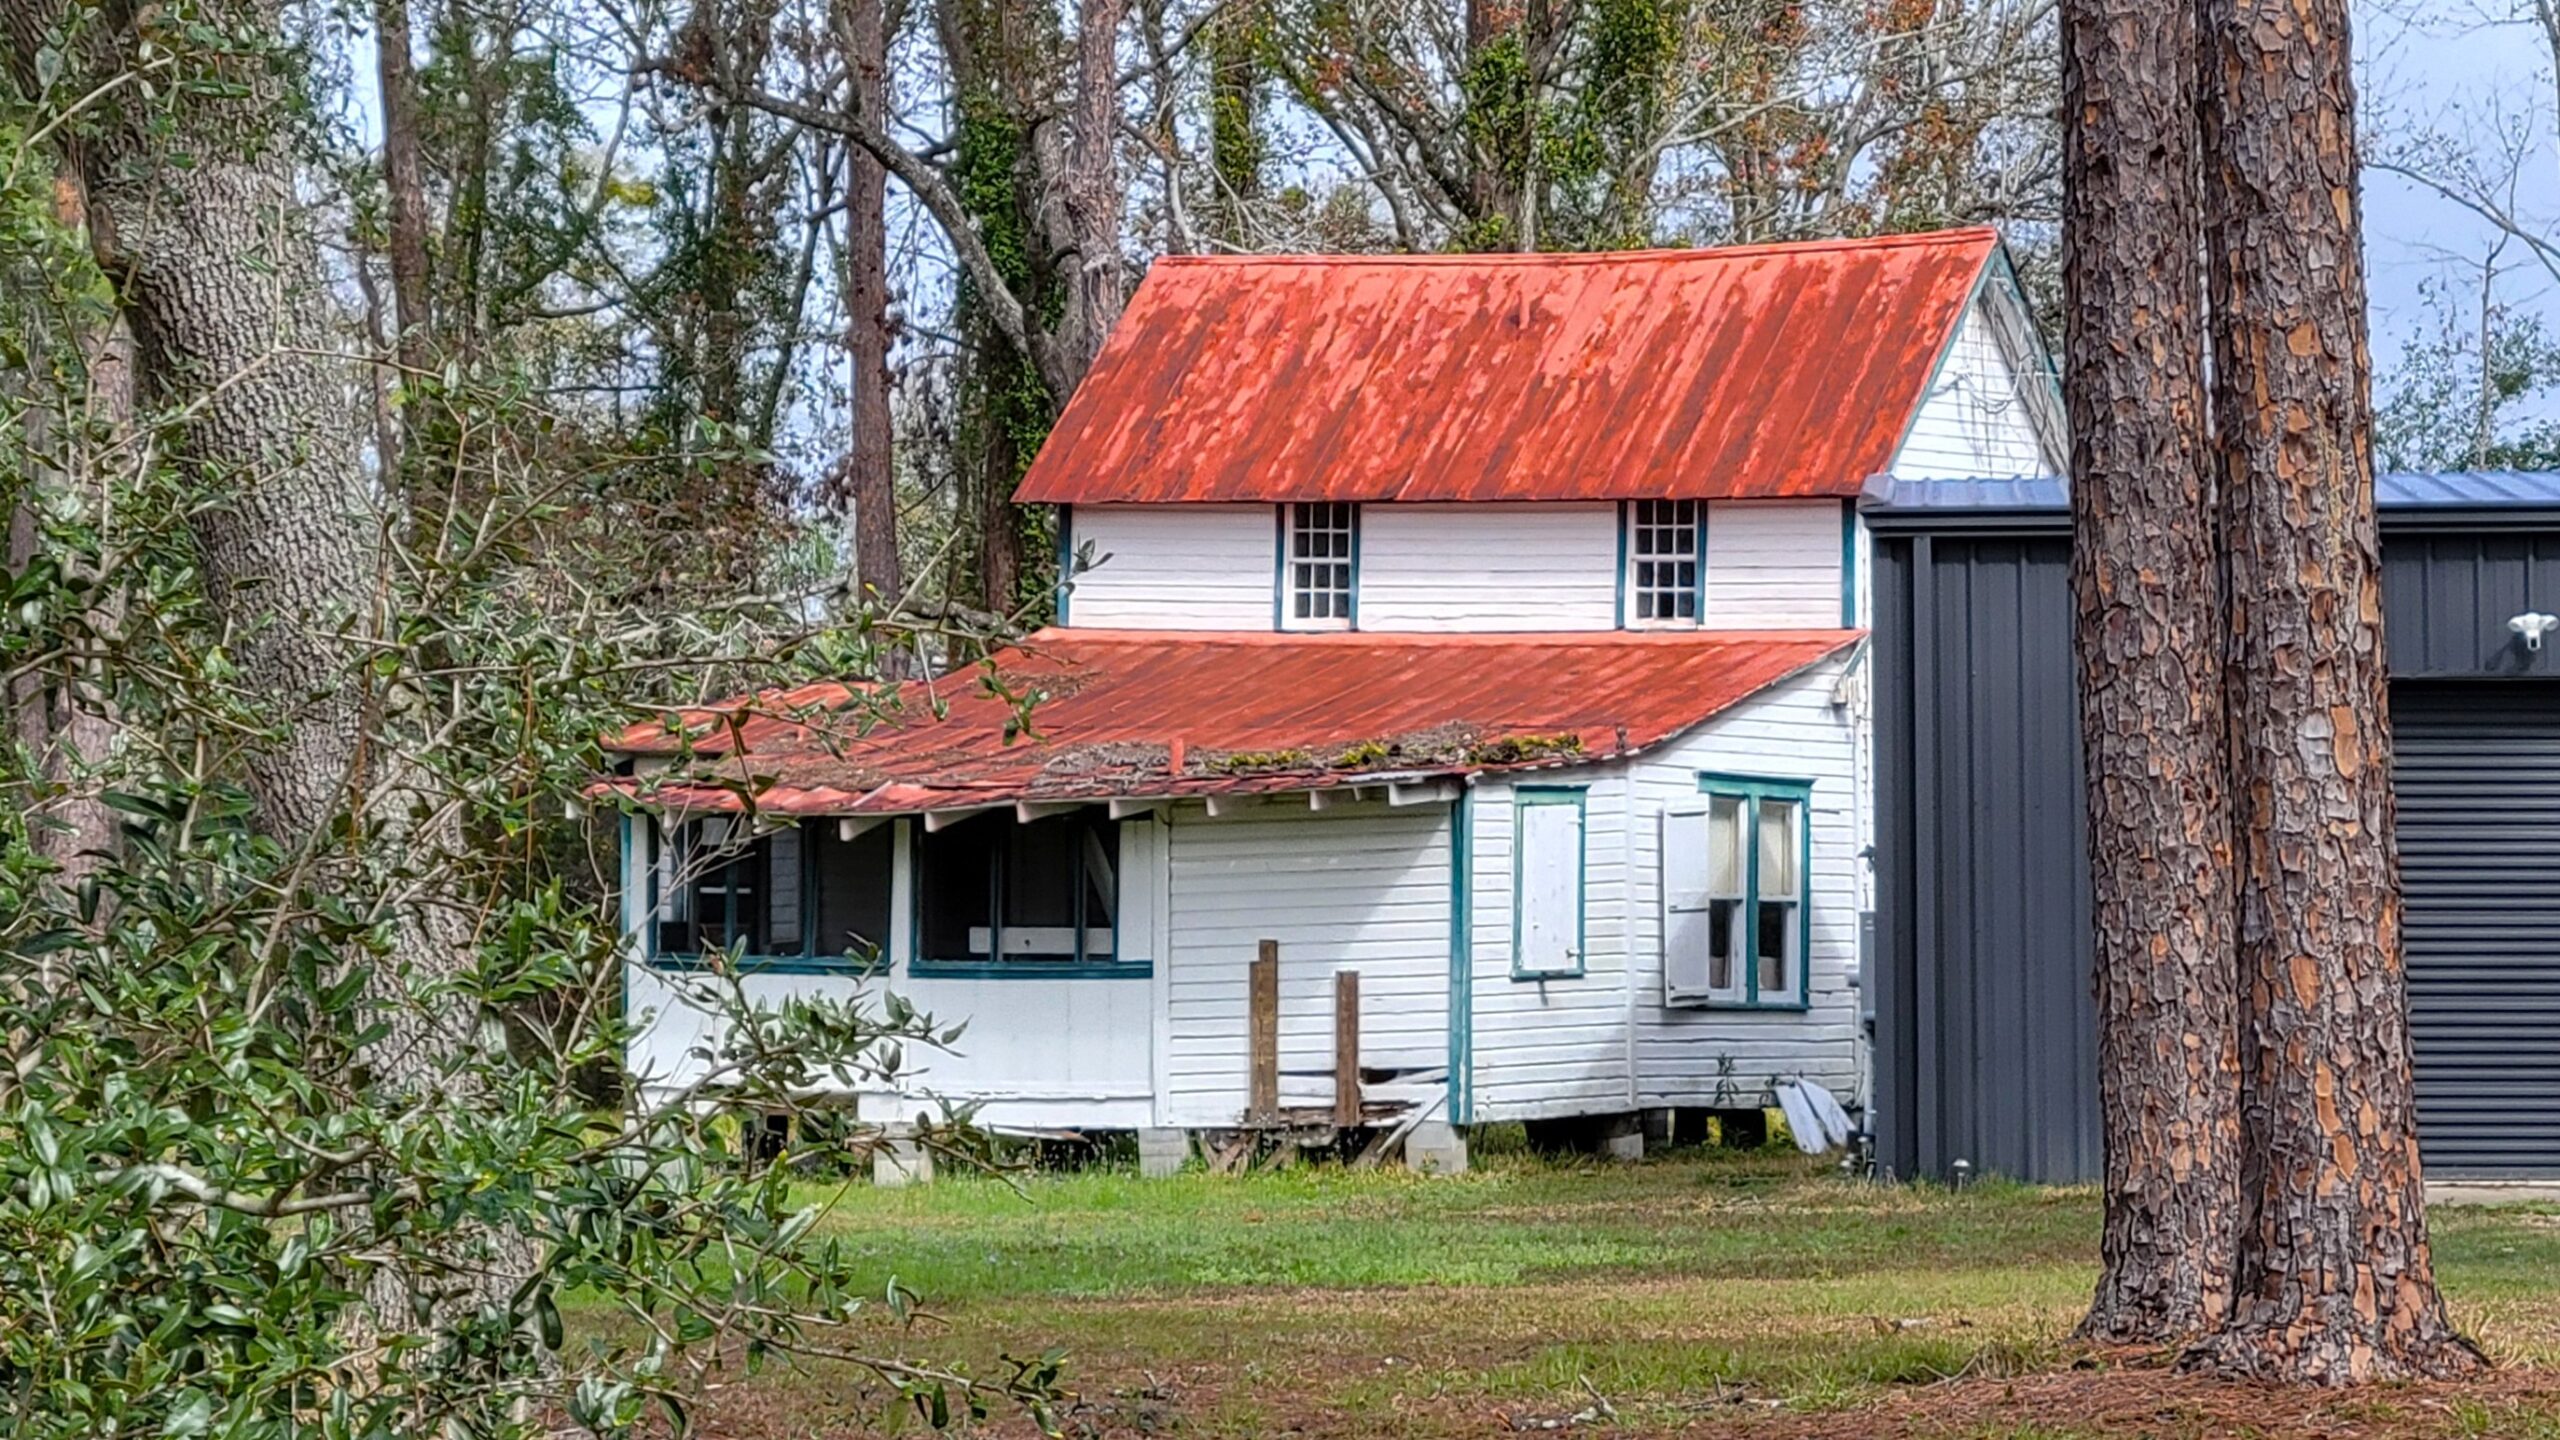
top-left (1859, 472), bottom-right (2560, 534)
top-left (600, 628), bottom-right (1861, 817)
top-left (1014, 229), bottom-right (2003, 507)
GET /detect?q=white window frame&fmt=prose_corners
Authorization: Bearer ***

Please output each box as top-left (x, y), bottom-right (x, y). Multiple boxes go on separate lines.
top-left (1281, 502), bottom-right (1358, 630)
top-left (1624, 499), bottom-right (1703, 628)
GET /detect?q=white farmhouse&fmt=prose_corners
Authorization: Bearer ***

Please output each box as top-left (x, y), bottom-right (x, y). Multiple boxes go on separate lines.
top-left (603, 226), bottom-right (2062, 1172)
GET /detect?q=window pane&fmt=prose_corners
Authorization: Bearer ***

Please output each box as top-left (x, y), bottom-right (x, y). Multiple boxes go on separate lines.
top-left (1708, 898), bottom-right (1737, 992)
top-left (917, 813), bottom-right (998, 959)
top-left (1707, 795), bottom-right (1744, 895)
top-left (766, 825), bottom-right (803, 953)
top-left (1758, 798), bottom-right (1799, 899)
top-left (1757, 900), bottom-right (1795, 997)
top-left (812, 823), bottom-right (894, 960)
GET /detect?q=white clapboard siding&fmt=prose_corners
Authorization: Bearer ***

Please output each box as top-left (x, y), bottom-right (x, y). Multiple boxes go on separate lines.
top-left (1890, 297), bottom-right (2057, 481)
top-left (1358, 504), bottom-right (1619, 630)
top-left (1704, 500), bottom-right (1844, 629)
top-left (1064, 504), bottom-right (1274, 629)
top-left (1162, 797), bottom-right (1453, 1125)
top-left (1624, 660), bottom-right (1862, 1105)
top-left (1466, 773), bottom-right (1637, 1120)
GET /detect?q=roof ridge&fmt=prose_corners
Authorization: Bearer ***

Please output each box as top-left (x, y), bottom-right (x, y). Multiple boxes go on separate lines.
top-left (1021, 627), bottom-right (1864, 647)
top-left (1151, 227), bottom-right (1999, 269)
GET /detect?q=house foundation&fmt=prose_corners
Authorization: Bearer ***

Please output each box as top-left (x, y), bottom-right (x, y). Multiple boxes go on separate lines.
top-left (871, 1127), bottom-right (934, 1187)
top-left (1405, 1121), bottom-right (1469, 1175)
top-left (1137, 1128), bottom-right (1192, 1178)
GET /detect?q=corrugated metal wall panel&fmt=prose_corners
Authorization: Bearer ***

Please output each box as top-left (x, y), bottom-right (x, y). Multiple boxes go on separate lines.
top-left (2395, 682), bottom-right (2560, 1177)
top-left (2382, 534), bottom-right (2560, 677)
top-left (1872, 532), bottom-right (2098, 1183)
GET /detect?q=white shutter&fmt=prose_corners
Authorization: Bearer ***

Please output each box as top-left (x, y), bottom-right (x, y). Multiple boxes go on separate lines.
top-left (1515, 801), bottom-right (1584, 975)
top-left (1661, 806), bottom-right (1713, 1004)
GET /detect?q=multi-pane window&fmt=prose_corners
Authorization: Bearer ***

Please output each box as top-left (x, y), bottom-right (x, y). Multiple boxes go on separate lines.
top-left (1626, 499), bottom-right (1701, 625)
top-left (1285, 502), bottom-right (1357, 628)
top-left (1663, 778), bottom-right (1808, 1007)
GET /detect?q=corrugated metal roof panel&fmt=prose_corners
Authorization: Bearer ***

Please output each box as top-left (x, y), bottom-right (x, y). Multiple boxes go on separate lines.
top-left (1015, 230), bottom-right (2000, 506)
top-left (1861, 471), bottom-right (2560, 516)
top-left (600, 628), bottom-right (1861, 815)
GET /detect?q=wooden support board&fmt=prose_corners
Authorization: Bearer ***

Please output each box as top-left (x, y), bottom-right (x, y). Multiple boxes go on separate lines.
top-left (1333, 970), bottom-right (1362, 1129)
top-left (1249, 940), bottom-right (1280, 1123)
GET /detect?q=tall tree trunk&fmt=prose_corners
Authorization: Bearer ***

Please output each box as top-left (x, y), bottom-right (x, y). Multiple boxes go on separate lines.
top-left (2060, 0), bottom-right (2241, 1346)
top-left (2185, 0), bottom-right (2483, 1383)
top-left (839, 0), bottom-right (901, 602)
top-left (373, 0), bottom-right (431, 386)
top-left (1058, 0), bottom-right (1127, 366)
top-left (4, 0), bottom-right (533, 1371)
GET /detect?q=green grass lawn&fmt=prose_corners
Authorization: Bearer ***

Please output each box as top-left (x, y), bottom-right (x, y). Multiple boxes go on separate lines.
top-left (654, 1144), bottom-right (2560, 1438)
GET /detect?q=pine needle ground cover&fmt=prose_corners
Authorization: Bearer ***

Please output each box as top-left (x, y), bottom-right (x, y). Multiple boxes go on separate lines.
top-left (622, 1148), bottom-right (2560, 1438)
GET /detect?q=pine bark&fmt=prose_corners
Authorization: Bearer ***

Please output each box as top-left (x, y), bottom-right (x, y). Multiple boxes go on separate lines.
top-left (2184, 0), bottom-right (2483, 1384)
top-left (2059, 0), bottom-right (2241, 1346)
top-left (839, 0), bottom-right (901, 602)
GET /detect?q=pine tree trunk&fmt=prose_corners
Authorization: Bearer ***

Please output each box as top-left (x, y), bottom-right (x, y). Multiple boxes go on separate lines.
top-left (2185, 0), bottom-right (2483, 1383)
top-left (2059, 0), bottom-right (2241, 1346)
top-left (840, 0), bottom-right (901, 602)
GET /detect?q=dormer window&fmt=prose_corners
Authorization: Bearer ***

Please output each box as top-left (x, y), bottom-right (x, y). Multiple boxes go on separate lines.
top-left (1626, 500), bottom-right (1702, 626)
top-left (1283, 502), bottom-right (1358, 630)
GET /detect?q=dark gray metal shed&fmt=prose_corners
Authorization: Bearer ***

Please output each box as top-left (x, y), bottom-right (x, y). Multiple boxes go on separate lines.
top-left (1865, 471), bottom-right (2560, 1184)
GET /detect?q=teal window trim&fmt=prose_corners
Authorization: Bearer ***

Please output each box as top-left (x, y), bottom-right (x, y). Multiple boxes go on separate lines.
top-left (906, 810), bottom-right (1151, 979)
top-left (1447, 787), bottom-right (1474, 1123)
top-left (1054, 503), bottom-right (1074, 624)
top-left (1271, 505), bottom-right (1285, 632)
top-left (1509, 786), bottom-right (1589, 980)
top-left (906, 959), bottom-right (1154, 981)
top-left (650, 952), bottom-right (893, 978)
top-left (1612, 500), bottom-right (1628, 629)
top-left (1693, 773), bottom-right (1814, 1011)
top-left (1839, 499), bottom-right (1857, 629)
top-left (1348, 504), bottom-right (1363, 631)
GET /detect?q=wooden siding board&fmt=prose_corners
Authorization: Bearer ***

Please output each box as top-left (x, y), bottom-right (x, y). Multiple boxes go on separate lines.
top-left (1358, 504), bottom-right (1619, 630)
top-left (1704, 501), bottom-right (1847, 629)
top-left (1162, 799), bottom-right (1455, 1125)
top-left (1467, 772), bottom-right (1637, 1119)
top-left (1887, 300), bottom-right (2052, 481)
top-left (1063, 504), bottom-right (1276, 629)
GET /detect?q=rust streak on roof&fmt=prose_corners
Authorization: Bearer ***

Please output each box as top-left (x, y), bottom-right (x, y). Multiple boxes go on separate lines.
top-left (1014, 228), bottom-right (1998, 507)
top-left (600, 628), bottom-right (1862, 816)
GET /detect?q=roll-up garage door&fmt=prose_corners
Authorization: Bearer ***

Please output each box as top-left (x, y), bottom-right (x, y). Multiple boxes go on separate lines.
top-left (2395, 681), bottom-right (2560, 1177)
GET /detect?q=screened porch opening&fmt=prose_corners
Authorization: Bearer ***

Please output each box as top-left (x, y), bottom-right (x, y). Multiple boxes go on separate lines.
top-left (651, 816), bottom-right (893, 965)
top-left (917, 808), bottom-right (1121, 966)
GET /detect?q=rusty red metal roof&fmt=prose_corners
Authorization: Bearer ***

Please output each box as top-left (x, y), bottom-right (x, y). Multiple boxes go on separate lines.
top-left (600, 628), bottom-right (1861, 816)
top-left (1013, 228), bottom-right (1999, 506)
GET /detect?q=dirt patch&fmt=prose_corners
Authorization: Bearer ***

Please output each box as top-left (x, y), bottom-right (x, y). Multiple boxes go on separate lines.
top-left (1719, 1362), bottom-right (2560, 1439)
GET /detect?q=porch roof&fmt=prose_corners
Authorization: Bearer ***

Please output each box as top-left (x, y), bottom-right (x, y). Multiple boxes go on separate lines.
top-left (598, 628), bottom-right (1861, 817)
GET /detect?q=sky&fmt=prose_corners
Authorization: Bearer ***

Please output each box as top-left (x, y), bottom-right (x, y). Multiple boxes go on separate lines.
top-left (336, 1), bottom-right (2554, 410)
top-left (2358, 1), bottom-right (2559, 371)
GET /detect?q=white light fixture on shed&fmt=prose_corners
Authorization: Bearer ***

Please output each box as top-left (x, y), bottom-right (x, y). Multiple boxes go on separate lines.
top-left (2512, 612), bottom-right (2560, 652)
